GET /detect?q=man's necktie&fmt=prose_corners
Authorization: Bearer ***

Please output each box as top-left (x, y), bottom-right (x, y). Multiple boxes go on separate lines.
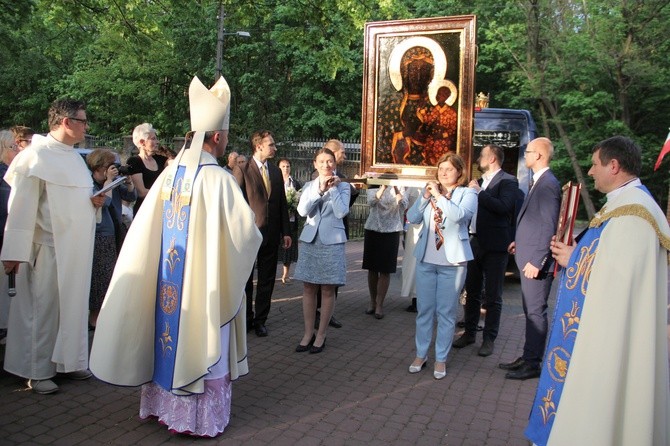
top-left (261, 164), bottom-right (271, 195)
top-left (429, 197), bottom-right (445, 250)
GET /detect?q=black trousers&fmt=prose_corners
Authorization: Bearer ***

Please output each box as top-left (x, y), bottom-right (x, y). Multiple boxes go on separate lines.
top-left (463, 236), bottom-right (507, 341)
top-left (246, 239), bottom-right (279, 325)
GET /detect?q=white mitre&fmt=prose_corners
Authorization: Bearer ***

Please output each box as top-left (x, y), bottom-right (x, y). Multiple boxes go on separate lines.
top-left (189, 75), bottom-right (231, 132)
top-left (166, 76), bottom-right (232, 203)
top-left (179, 75), bottom-right (231, 165)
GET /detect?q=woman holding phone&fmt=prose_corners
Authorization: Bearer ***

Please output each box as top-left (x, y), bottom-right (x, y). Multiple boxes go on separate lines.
top-left (292, 148), bottom-right (351, 354)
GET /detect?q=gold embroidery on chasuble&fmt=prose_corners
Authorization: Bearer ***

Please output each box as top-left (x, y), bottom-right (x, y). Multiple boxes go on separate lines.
top-left (561, 301), bottom-right (581, 340)
top-left (547, 347), bottom-right (570, 381)
top-left (565, 238), bottom-right (598, 295)
top-left (157, 178), bottom-right (190, 359)
top-left (160, 283), bottom-right (178, 315)
top-left (164, 237), bottom-right (180, 275)
top-left (590, 203), bottom-right (670, 261)
top-left (164, 177), bottom-right (188, 231)
top-left (159, 322), bottom-right (173, 356)
top-left (539, 388), bottom-right (557, 425)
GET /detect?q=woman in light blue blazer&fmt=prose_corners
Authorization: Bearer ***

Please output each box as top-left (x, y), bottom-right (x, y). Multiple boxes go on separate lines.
top-left (293, 148), bottom-right (350, 354)
top-left (405, 153), bottom-right (477, 379)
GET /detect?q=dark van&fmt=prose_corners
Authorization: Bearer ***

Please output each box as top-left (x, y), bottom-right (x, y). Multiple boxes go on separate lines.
top-left (472, 108), bottom-right (538, 194)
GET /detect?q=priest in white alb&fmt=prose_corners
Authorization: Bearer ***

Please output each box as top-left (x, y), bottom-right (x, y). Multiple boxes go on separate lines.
top-left (2, 99), bottom-right (104, 395)
top-left (526, 136), bottom-right (670, 446)
top-left (90, 75), bottom-right (262, 437)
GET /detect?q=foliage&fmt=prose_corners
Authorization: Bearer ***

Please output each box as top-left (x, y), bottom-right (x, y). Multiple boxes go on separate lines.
top-left (1, 0), bottom-right (669, 212)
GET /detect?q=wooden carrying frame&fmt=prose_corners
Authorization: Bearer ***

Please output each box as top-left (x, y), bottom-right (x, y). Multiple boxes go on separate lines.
top-left (360, 16), bottom-right (477, 185)
top-left (554, 181), bottom-right (582, 274)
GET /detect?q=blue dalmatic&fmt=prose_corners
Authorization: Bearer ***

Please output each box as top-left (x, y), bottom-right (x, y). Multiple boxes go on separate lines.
top-left (525, 220), bottom-right (607, 445)
top-left (153, 165), bottom-right (201, 391)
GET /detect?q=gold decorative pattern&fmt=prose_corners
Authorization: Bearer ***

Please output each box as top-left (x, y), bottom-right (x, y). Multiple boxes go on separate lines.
top-left (159, 322), bottom-right (173, 356)
top-left (163, 237), bottom-right (180, 275)
top-left (564, 238), bottom-right (598, 295)
top-left (547, 346), bottom-right (571, 382)
top-left (590, 204), bottom-right (670, 255)
top-left (539, 388), bottom-right (557, 425)
top-left (165, 177), bottom-right (188, 231)
top-left (561, 300), bottom-right (580, 339)
top-left (159, 283), bottom-right (178, 315)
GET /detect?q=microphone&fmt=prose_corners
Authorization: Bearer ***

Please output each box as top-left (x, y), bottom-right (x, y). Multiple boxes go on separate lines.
top-left (8, 272), bottom-right (16, 297)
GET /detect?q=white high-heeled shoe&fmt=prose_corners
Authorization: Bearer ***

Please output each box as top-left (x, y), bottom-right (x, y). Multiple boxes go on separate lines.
top-left (408, 358), bottom-right (427, 373)
top-left (433, 362), bottom-right (446, 380)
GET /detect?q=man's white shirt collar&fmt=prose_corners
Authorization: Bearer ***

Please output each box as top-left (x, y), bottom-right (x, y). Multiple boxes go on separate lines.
top-left (532, 167), bottom-right (550, 185)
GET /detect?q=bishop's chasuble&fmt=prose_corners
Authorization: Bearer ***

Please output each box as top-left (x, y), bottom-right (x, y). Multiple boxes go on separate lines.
top-left (90, 145), bottom-right (261, 435)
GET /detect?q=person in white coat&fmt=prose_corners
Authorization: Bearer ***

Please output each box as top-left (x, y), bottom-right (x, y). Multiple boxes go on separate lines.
top-left (2, 99), bottom-right (105, 394)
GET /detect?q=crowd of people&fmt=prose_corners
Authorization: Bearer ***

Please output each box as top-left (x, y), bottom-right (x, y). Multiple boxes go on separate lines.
top-left (0, 88), bottom-right (668, 443)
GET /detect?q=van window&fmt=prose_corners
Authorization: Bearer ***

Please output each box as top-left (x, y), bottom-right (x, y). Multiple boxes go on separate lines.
top-left (472, 108), bottom-right (538, 194)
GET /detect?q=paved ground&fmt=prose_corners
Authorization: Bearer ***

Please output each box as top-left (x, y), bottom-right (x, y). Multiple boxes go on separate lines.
top-left (0, 240), bottom-right (565, 445)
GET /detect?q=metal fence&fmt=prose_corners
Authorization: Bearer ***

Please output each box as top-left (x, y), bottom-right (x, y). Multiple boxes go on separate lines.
top-left (87, 135), bottom-right (371, 239)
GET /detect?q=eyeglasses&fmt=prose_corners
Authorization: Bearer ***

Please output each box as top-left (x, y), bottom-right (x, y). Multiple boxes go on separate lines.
top-left (67, 117), bottom-right (89, 125)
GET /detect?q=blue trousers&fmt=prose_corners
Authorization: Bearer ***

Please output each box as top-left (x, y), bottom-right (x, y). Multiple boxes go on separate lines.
top-left (414, 261), bottom-right (466, 362)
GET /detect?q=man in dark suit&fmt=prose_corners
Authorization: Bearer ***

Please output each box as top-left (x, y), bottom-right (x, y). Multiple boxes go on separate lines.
top-left (314, 139), bottom-right (359, 328)
top-left (233, 130), bottom-right (291, 337)
top-left (453, 144), bottom-right (519, 357)
top-left (500, 137), bottom-right (561, 379)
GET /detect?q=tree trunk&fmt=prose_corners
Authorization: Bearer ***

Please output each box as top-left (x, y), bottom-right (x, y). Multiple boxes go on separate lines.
top-left (541, 98), bottom-right (597, 219)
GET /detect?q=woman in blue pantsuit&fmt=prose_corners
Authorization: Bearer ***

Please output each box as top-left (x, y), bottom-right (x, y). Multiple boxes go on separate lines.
top-left (405, 153), bottom-right (477, 379)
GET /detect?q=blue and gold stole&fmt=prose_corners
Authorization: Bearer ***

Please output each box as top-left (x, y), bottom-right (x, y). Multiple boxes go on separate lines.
top-left (152, 164), bottom-right (201, 391)
top-left (525, 221), bottom-right (607, 445)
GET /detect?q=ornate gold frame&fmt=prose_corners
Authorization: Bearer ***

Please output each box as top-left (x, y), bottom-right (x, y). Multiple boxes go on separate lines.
top-left (360, 16), bottom-right (477, 184)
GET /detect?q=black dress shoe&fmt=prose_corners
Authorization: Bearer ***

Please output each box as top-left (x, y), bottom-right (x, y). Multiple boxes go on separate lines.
top-left (452, 334), bottom-right (475, 348)
top-left (309, 338), bottom-right (326, 354)
top-left (405, 298), bottom-right (417, 313)
top-left (477, 338), bottom-right (494, 357)
top-left (505, 362), bottom-right (541, 380)
top-left (329, 315), bottom-right (342, 328)
top-left (499, 357), bottom-right (526, 371)
top-left (254, 324), bottom-right (268, 337)
top-left (295, 334), bottom-right (316, 352)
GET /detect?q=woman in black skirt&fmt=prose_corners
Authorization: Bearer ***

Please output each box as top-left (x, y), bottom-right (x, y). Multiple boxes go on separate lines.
top-left (278, 158), bottom-right (302, 283)
top-left (362, 184), bottom-right (408, 318)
